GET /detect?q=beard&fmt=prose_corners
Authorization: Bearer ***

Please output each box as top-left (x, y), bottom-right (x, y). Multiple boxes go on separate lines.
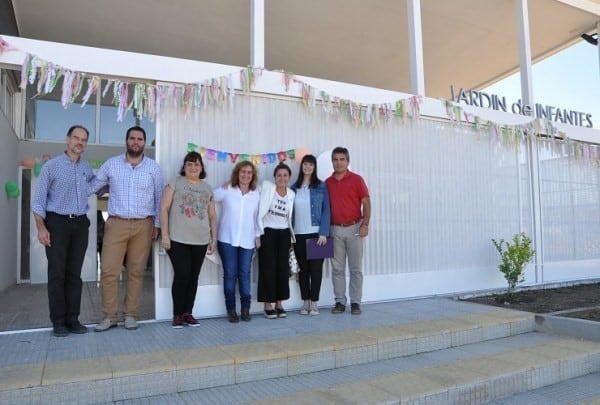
top-left (127, 146), bottom-right (144, 158)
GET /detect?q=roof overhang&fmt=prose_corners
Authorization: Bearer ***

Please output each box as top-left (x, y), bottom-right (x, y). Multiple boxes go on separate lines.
top-left (4, 0), bottom-right (599, 98)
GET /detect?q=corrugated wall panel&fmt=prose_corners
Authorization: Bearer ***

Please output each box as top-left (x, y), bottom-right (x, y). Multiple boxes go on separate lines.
top-left (157, 94), bottom-right (540, 296)
top-left (539, 143), bottom-right (600, 276)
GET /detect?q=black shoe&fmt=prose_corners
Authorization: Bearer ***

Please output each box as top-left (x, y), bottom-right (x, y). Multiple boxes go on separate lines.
top-left (351, 303), bottom-right (362, 315)
top-left (275, 307), bottom-right (287, 318)
top-left (241, 308), bottom-right (251, 322)
top-left (52, 325), bottom-right (69, 337)
top-left (227, 310), bottom-right (239, 323)
top-left (331, 302), bottom-right (346, 314)
top-left (66, 321), bottom-right (88, 334)
top-left (264, 309), bottom-right (277, 319)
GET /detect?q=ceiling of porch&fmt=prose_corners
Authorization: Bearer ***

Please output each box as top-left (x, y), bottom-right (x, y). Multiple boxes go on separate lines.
top-left (4, 0), bottom-right (600, 98)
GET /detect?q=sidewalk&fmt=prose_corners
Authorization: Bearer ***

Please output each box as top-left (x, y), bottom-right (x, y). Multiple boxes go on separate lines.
top-left (2, 297), bottom-right (600, 404)
top-left (1, 298), bottom-right (492, 368)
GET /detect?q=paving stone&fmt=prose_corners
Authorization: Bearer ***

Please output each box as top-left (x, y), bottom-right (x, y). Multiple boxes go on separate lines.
top-left (110, 352), bottom-right (176, 378)
top-left (42, 357), bottom-right (112, 385)
top-left (0, 363), bottom-right (43, 390)
top-left (369, 370), bottom-right (449, 403)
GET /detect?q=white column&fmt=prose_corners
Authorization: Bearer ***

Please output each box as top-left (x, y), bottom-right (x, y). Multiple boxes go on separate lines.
top-left (597, 22), bottom-right (600, 76)
top-left (250, 0), bottom-right (265, 68)
top-left (406, 0), bottom-right (425, 96)
top-left (516, 0), bottom-right (543, 283)
top-left (516, 0), bottom-right (534, 107)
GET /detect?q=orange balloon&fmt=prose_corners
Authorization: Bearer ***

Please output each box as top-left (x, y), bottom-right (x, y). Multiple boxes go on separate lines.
top-left (294, 147), bottom-right (310, 163)
top-left (21, 157), bottom-right (36, 169)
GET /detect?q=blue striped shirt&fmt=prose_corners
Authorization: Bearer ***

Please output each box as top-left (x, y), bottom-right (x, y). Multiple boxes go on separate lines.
top-left (89, 154), bottom-right (164, 227)
top-left (32, 152), bottom-right (95, 218)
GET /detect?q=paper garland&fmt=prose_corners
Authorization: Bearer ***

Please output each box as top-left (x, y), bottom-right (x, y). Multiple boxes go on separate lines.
top-left (1, 36), bottom-right (599, 164)
top-left (187, 143), bottom-right (295, 165)
top-left (10, 37), bottom-right (422, 127)
top-left (443, 100), bottom-right (600, 164)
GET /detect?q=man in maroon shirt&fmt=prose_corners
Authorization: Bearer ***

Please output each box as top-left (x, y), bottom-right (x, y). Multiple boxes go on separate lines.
top-left (325, 147), bottom-right (371, 315)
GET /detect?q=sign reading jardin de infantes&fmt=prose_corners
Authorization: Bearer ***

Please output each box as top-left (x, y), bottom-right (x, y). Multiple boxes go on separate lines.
top-left (450, 86), bottom-right (593, 128)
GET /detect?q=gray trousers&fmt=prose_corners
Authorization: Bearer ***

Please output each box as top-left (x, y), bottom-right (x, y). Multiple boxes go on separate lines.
top-left (330, 223), bottom-right (364, 305)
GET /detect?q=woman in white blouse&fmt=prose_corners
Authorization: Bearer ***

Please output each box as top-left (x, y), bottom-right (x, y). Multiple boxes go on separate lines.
top-left (214, 161), bottom-right (260, 323)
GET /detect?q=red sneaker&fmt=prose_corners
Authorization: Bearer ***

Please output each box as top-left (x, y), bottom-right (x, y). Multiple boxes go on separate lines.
top-left (183, 313), bottom-right (200, 327)
top-left (172, 315), bottom-right (184, 329)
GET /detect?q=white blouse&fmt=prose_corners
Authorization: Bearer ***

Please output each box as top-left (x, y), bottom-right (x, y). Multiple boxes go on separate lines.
top-left (213, 186), bottom-right (260, 249)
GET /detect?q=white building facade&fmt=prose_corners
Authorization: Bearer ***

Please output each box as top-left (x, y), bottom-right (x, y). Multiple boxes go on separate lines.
top-left (0, 0), bottom-right (599, 325)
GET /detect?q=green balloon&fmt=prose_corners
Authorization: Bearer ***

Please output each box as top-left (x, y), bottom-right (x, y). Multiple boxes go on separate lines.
top-left (4, 181), bottom-right (20, 199)
top-left (33, 162), bottom-right (43, 176)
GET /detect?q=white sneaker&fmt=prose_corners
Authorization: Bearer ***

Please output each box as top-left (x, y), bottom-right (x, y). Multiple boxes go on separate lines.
top-left (124, 316), bottom-right (139, 330)
top-left (309, 301), bottom-right (319, 316)
top-left (300, 300), bottom-right (310, 315)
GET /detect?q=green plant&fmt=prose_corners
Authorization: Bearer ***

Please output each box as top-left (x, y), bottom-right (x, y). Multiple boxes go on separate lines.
top-left (491, 232), bottom-right (535, 297)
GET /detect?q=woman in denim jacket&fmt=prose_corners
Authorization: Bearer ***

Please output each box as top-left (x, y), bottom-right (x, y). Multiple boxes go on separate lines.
top-left (291, 154), bottom-right (331, 315)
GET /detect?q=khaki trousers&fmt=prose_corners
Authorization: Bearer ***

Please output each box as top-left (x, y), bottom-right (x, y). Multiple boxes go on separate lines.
top-left (100, 217), bottom-right (153, 320)
top-left (330, 223), bottom-right (364, 306)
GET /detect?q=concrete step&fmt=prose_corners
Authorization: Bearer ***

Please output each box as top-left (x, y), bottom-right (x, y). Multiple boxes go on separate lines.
top-left (0, 305), bottom-right (537, 404)
top-left (491, 371), bottom-right (600, 404)
top-left (241, 334), bottom-right (600, 404)
top-left (108, 333), bottom-right (600, 405)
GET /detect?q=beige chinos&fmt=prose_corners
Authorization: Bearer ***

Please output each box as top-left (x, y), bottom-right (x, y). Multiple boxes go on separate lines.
top-left (330, 222), bottom-right (364, 306)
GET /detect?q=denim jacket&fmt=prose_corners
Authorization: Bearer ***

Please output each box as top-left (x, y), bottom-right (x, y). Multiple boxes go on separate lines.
top-left (292, 181), bottom-right (331, 237)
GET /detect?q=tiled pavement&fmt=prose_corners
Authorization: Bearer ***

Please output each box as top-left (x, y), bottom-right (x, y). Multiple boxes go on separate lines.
top-left (2, 298), bottom-right (600, 404)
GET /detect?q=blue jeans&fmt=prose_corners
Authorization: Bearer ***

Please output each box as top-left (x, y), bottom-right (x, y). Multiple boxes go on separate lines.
top-left (218, 241), bottom-right (253, 311)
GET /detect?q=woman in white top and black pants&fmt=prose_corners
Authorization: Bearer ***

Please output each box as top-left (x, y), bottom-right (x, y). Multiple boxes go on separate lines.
top-left (257, 163), bottom-right (295, 319)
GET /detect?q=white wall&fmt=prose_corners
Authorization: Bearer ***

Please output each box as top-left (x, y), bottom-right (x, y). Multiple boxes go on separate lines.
top-left (153, 94), bottom-right (596, 320)
top-left (0, 110), bottom-right (19, 291)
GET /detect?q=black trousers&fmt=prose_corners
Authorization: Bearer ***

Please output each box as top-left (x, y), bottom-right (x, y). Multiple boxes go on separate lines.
top-left (44, 213), bottom-right (90, 326)
top-left (293, 233), bottom-right (325, 301)
top-left (257, 228), bottom-right (291, 302)
top-left (167, 240), bottom-right (208, 316)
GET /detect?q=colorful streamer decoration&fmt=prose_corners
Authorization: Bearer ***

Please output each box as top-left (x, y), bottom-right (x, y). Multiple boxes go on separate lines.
top-left (187, 143), bottom-right (297, 165)
top-left (8, 36), bottom-right (421, 128)
top-left (0, 36), bottom-right (598, 165)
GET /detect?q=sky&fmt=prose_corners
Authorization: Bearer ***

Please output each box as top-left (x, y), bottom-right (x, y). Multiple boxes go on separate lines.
top-left (484, 40), bottom-right (600, 129)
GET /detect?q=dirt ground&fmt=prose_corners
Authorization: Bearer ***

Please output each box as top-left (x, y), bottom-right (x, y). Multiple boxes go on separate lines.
top-left (463, 282), bottom-right (600, 321)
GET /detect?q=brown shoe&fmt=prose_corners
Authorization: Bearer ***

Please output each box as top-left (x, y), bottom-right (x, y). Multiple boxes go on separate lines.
top-left (183, 313), bottom-right (200, 327)
top-left (351, 303), bottom-right (362, 315)
top-left (241, 308), bottom-right (251, 322)
top-left (172, 315), bottom-right (184, 329)
top-left (331, 302), bottom-right (346, 314)
top-left (227, 310), bottom-right (239, 323)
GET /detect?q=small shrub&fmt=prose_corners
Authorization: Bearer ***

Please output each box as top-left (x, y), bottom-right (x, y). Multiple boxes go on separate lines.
top-left (491, 232), bottom-right (535, 298)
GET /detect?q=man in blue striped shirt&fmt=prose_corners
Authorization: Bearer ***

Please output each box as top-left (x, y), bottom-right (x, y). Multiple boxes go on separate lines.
top-left (90, 126), bottom-right (164, 332)
top-left (32, 125), bottom-right (94, 337)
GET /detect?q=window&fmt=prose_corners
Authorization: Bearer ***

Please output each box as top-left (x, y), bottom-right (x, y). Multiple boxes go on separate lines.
top-left (99, 79), bottom-right (156, 145)
top-left (24, 76), bottom-right (156, 145)
top-left (26, 76), bottom-right (97, 142)
top-left (0, 69), bottom-right (18, 130)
